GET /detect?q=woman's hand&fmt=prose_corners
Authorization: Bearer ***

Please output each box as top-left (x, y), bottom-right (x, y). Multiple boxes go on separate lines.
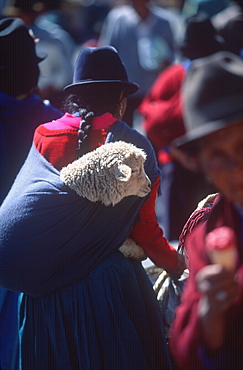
top-left (196, 264), bottom-right (241, 350)
top-left (170, 253), bottom-right (187, 280)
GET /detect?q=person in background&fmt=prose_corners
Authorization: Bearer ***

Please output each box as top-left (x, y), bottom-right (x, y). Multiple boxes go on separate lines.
top-left (98, 0), bottom-right (176, 127)
top-left (138, 13), bottom-right (220, 240)
top-left (0, 46), bottom-right (185, 369)
top-left (0, 16), bottom-right (62, 204)
top-left (169, 51), bottom-right (243, 369)
top-left (0, 17), bottom-right (62, 370)
top-left (41, 0), bottom-right (111, 48)
top-left (2, 0), bottom-right (75, 109)
top-left (156, 0), bottom-right (186, 42)
top-left (212, 0), bottom-right (243, 57)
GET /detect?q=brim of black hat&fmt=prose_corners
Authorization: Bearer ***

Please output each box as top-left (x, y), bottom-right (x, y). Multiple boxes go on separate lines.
top-left (0, 55), bottom-right (45, 69)
top-left (177, 35), bottom-right (224, 59)
top-left (63, 80), bottom-right (140, 96)
top-left (178, 44), bottom-right (220, 60)
top-left (173, 109), bottom-right (243, 154)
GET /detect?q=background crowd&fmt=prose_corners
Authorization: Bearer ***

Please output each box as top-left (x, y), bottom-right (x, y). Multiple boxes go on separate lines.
top-left (0, 0), bottom-right (243, 369)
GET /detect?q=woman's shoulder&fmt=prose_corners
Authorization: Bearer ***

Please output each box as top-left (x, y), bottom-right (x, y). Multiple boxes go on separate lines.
top-left (33, 114), bottom-right (80, 169)
top-left (108, 121), bottom-right (160, 181)
top-left (40, 113), bottom-right (80, 131)
top-left (109, 121), bottom-right (154, 152)
top-left (33, 113), bottom-right (79, 141)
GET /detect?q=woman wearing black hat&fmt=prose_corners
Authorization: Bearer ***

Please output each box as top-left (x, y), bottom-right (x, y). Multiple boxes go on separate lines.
top-left (169, 51), bottom-right (243, 369)
top-left (0, 17), bottom-right (62, 370)
top-left (0, 16), bottom-right (62, 204)
top-left (0, 46), bottom-right (185, 369)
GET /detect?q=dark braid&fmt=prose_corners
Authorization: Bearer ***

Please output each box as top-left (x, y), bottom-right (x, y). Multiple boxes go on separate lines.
top-left (77, 109), bottom-right (94, 157)
top-left (63, 83), bottom-right (128, 158)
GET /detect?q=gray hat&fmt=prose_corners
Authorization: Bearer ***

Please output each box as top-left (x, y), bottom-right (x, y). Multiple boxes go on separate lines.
top-left (173, 51), bottom-right (243, 153)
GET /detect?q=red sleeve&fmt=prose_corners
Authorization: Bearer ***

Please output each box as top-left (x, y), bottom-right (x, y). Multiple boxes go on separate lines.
top-left (169, 224), bottom-right (209, 370)
top-left (130, 175), bottom-right (178, 273)
top-left (140, 64), bottom-right (185, 105)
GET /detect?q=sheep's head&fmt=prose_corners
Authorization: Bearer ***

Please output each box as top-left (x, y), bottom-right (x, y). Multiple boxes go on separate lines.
top-left (112, 154), bottom-right (151, 199)
top-left (60, 141), bottom-right (151, 206)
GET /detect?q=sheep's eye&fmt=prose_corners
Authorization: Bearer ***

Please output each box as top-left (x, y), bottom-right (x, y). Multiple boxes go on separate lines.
top-left (131, 169), bottom-right (138, 173)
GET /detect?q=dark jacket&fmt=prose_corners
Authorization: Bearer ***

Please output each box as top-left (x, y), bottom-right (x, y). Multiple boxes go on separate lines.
top-left (0, 92), bottom-right (62, 204)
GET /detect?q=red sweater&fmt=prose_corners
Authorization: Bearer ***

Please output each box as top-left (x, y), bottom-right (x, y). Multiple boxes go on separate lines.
top-left (34, 113), bottom-right (178, 273)
top-left (139, 63), bottom-right (186, 151)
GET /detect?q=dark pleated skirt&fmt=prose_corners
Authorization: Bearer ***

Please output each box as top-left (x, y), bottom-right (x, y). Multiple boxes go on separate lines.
top-left (19, 252), bottom-right (172, 370)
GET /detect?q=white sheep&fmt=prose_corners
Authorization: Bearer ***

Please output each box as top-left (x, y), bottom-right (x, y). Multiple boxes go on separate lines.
top-left (60, 141), bottom-right (151, 206)
top-left (60, 141), bottom-right (149, 260)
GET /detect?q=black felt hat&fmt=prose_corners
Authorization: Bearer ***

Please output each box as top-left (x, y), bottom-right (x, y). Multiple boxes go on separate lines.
top-left (178, 13), bottom-right (224, 60)
top-left (219, 13), bottom-right (243, 56)
top-left (173, 52), bottom-right (243, 152)
top-left (0, 17), bottom-right (43, 96)
top-left (64, 46), bottom-right (139, 96)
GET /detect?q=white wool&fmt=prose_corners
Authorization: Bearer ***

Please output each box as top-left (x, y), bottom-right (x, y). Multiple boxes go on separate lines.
top-left (119, 238), bottom-right (147, 260)
top-left (60, 141), bottom-right (151, 206)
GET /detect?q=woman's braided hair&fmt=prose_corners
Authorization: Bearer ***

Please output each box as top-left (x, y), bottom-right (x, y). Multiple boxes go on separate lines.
top-left (63, 83), bottom-right (127, 157)
top-left (77, 109), bottom-right (94, 157)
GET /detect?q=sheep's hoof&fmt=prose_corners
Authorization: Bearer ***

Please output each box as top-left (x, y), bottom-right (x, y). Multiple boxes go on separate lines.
top-left (119, 238), bottom-right (147, 260)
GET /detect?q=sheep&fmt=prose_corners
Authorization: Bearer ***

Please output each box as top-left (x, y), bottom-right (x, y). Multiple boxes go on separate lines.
top-left (60, 141), bottom-right (149, 260)
top-left (60, 141), bottom-right (151, 206)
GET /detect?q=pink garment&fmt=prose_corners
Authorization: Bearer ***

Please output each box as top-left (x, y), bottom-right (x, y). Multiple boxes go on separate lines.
top-left (43, 112), bottom-right (117, 131)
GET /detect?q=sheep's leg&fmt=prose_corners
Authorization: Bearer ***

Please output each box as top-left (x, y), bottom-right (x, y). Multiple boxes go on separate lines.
top-left (119, 238), bottom-right (147, 260)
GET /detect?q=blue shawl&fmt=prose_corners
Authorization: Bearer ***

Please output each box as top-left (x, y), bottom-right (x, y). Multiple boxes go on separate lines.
top-left (0, 121), bottom-right (159, 297)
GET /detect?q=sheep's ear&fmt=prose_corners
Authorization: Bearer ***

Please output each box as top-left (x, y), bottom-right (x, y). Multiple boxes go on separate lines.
top-left (114, 164), bottom-right (131, 182)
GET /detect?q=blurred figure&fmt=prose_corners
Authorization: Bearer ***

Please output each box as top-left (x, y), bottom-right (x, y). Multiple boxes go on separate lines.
top-left (2, 0), bottom-right (75, 109)
top-left (156, 0), bottom-right (186, 42)
top-left (0, 17), bottom-right (62, 370)
top-left (158, 0), bottom-right (186, 13)
top-left (44, 0), bottom-right (111, 47)
top-left (213, 0), bottom-right (243, 57)
top-left (169, 51), bottom-right (243, 370)
top-left (98, 0), bottom-right (176, 127)
top-left (0, 16), bottom-right (62, 204)
top-left (139, 13), bottom-right (220, 240)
